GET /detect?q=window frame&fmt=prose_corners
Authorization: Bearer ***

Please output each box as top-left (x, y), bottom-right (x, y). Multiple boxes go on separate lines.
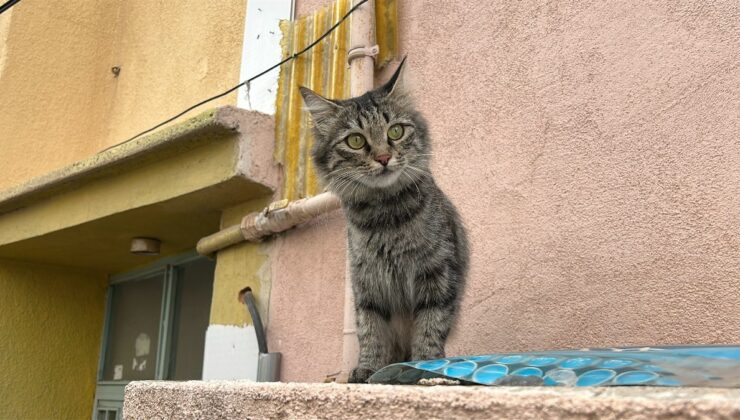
top-left (92, 251), bottom-right (212, 419)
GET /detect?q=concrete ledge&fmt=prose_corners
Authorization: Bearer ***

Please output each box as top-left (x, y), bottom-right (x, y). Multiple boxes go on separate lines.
top-left (124, 381), bottom-right (740, 419)
top-left (0, 106), bottom-right (257, 214)
top-left (0, 106), bottom-right (278, 271)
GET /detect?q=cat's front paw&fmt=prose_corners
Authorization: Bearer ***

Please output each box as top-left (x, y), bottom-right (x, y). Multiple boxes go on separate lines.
top-left (348, 367), bottom-right (375, 383)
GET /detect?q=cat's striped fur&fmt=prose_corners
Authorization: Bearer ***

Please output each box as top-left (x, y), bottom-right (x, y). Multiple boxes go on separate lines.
top-left (300, 60), bottom-right (469, 383)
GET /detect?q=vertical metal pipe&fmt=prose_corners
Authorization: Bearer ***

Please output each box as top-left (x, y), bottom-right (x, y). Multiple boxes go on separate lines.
top-left (349, 0), bottom-right (376, 97)
top-left (340, 0), bottom-right (376, 382)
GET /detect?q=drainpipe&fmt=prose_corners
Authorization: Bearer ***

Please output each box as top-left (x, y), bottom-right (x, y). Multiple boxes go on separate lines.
top-left (338, 0), bottom-right (377, 383)
top-left (196, 192), bottom-right (341, 255)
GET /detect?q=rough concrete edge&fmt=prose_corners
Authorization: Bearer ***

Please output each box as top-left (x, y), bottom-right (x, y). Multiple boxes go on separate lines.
top-left (230, 106), bottom-right (281, 192)
top-left (0, 106), bottom-right (271, 214)
top-left (123, 381), bottom-right (740, 419)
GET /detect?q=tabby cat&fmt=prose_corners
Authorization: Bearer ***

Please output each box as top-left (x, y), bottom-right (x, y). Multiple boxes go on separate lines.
top-left (300, 59), bottom-right (469, 383)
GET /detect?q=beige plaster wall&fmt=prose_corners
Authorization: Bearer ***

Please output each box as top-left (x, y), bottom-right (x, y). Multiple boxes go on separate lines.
top-left (102, 1), bottom-right (247, 148)
top-left (272, 0), bottom-right (740, 381)
top-left (0, 0), bottom-right (246, 192)
top-left (0, 1), bottom-right (118, 191)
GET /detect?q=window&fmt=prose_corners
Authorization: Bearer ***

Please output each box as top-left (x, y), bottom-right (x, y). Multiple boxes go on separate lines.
top-left (103, 272), bottom-right (164, 381)
top-left (93, 253), bottom-right (215, 420)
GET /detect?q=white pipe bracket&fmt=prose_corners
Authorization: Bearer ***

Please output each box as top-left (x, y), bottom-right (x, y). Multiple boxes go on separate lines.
top-left (347, 44), bottom-right (379, 65)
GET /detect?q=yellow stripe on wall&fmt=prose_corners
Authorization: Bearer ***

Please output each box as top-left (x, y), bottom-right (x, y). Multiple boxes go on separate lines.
top-left (375, 0), bottom-right (399, 68)
top-left (275, 0), bottom-right (397, 200)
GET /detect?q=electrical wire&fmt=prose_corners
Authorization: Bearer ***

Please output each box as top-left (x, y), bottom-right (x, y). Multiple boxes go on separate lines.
top-left (0, 0), bottom-right (21, 15)
top-left (102, 0), bottom-right (368, 153)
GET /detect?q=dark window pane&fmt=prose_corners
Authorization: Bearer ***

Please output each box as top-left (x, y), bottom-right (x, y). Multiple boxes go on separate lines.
top-left (103, 273), bottom-right (163, 380)
top-left (170, 258), bottom-right (215, 380)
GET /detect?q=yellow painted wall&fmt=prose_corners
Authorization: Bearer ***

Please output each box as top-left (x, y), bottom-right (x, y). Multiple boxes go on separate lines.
top-left (0, 0), bottom-right (246, 192)
top-left (0, 259), bottom-right (107, 419)
top-left (210, 198), bottom-right (273, 326)
top-left (0, 0), bottom-right (276, 408)
top-left (102, 1), bottom-right (247, 148)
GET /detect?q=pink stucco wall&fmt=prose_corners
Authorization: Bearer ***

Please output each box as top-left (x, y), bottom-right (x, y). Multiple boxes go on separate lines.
top-left (267, 212), bottom-right (347, 381)
top-left (269, 0), bottom-right (740, 382)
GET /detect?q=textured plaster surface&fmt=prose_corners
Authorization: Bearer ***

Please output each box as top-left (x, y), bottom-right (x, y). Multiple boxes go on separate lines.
top-left (0, 258), bottom-right (106, 419)
top-left (124, 381), bottom-right (740, 419)
top-left (397, 0), bottom-right (740, 357)
top-left (270, 0), bottom-right (740, 381)
top-left (101, 1), bottom-right (247, 148)
top-left (234, 109), bottom-right (282, 193)
top-left (267, 211), bottom-right (347, 382)
top-left (0, 0), bottom-right (119, 192)
top-left (211, 197), bottom-right (273, 327)
top-left (0, 107), bottom-right (246, 214)
top-left (0, 0), bottom-right (247, 192)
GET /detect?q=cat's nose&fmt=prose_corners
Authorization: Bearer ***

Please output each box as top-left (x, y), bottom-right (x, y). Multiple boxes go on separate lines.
top-left (375, 154), bottom-right (391, 166)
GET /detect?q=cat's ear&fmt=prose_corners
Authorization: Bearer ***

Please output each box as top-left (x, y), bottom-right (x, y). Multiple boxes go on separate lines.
top-left (379, 56), bottom-right (407, 97)
top-left (299, 86), bottom-right (339, 123)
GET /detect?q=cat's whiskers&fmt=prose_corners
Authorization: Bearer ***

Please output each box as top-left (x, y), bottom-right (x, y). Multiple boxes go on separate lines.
top-left (330, 171), bottom-right (366, 201)
top-left (401, 170), bottom-right (422, 200)
top-left (404, 165), bottom-right (432, 184)
top-left (330, 177), bottom-right (355, 199)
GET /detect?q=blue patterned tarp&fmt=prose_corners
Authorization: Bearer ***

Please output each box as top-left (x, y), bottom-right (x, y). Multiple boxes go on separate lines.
top-left (368, 346), bottom-right (740, 387)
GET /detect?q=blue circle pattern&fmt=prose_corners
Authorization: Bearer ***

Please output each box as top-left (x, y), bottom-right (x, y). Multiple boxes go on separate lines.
top-left (598, 359), bottom-right (635, 369)
top-left (527, 356), bottom-right (561, 367)
top-left (443, 361), bottom-right (477, 378)
top-left (614, 371), bottom-right (659, 385)
top-left (496, 355), bottom-right (529, 365)
top-left (416, 359), bottom-right (449, 371)
top-left (559, 357), bottom-right (597, 369)
top-left (576, 369), bottom-right (616, 386)
top-left (471, 364), bottom-right (508, 385)
top-left (429, 356), bottom-right (665, 386)
top-left (367, 346), bottom-right (740, 387)
top-left (511, 367), bottom-right (543, 377)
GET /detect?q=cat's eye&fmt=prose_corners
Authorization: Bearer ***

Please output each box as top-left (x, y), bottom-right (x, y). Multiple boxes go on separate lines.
top-left (387, 124), bottom-right (404, 140)
top-left (346, 134), bottom-right (366, 149)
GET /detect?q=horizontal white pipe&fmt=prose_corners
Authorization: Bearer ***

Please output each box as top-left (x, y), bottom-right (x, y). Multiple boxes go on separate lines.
top-left (196, 192), bottom-right (341, 255)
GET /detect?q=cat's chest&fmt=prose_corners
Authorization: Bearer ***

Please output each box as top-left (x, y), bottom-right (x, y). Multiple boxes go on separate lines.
top-left (350, 227), bottom-right (422, 265)
top-left (349, 227), bottom-right (419, 308)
